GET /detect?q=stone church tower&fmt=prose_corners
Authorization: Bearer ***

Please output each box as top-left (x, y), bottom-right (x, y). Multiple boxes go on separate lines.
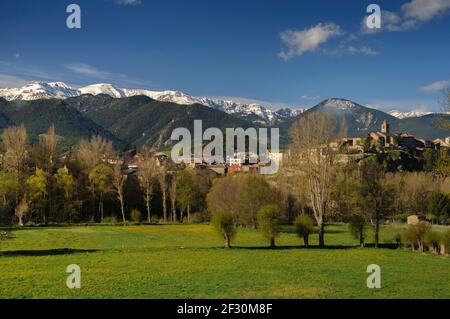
top-left (381, 120), bottom-right (389, 134)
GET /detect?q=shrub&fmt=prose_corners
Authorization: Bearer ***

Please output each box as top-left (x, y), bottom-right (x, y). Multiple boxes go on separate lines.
top-left (402, 222), bottom-right (432, 252)
top-left (130, 209), bottom-right (142, 223)
top-left (258, 204), bottom-right (283, 248)
top-left (393, 233), bottom-right (402, 247)
top-left (0, 231), bottom-right (11, 251)
top-left (103, 216), bottom-right (117, 225)
top-left (348, 214), bottom-right (369, 247)
top-left (294, 214), bottom-right (314, 247)
top-left (441, 230), bottom-right (450, 255)
top-left (0, 231), bottom-right (10, 241)
top-left (190, 212), bottom-right (205, 224)
top-left (425, 231), bottom-right (441, 254)
top-left (212, 212), bottom-right (236, 248)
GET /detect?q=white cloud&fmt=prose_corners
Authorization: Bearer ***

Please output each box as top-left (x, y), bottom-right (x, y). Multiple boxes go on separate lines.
top-left (115, 0), bottom-right (140, 5)
top-left (64, 62), bottom-right (145, 86)
top-left (278, 23), bottom-right (343, 60)
top-left (420, 80), bottom-right (450, 93)
top-left (402, 0), bottom-right (450, 21)
top-left (0, 74), bottom-right (29, 88)
top-left (361, 10), bottom-right (419, 34)
top-left (14, 53), bottom-right (20, 59)
top-left (362, 0), bottom-right (450, 34)
top-left (300, 95), bottom-right (321, 101)
top-left (65, 63), bottom-right (113, 78)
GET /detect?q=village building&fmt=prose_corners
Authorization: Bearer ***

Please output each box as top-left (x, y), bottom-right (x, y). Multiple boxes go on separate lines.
top-left (369, 120), bottom-right (398, 148)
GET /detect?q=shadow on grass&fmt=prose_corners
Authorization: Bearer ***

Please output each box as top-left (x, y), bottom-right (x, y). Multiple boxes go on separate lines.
top-left (229, 245), bottom-right (358, 250)
top-left (0, 248), bottom-right (99, 257)
top-left (364, 243), bottom-right (399, 250)
top-left (223, 243), bottom-right (400, 250)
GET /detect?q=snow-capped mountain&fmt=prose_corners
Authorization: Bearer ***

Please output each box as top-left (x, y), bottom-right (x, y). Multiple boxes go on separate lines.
top-left (322, 98), bottom-right (358, 110)
top-left (388, 110), bottom-right (432, 119)
top-left (274, 107), bottom-right (305, 118)
top-left (0, 81), bottom-right (299, 123)
top-left (0, 81), bottom-right (79, 101)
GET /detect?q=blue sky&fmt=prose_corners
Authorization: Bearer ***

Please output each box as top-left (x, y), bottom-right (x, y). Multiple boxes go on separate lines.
top-left (1, 0), bottom-right (449, 112)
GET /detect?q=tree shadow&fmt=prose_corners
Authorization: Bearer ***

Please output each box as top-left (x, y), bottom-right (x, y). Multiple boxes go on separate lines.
top-left (0, 248), bottom-right (99, 257)
top-left (229, 245), bottom-right (357, 250)
top-left (364, 243), bottom-right (399, 250)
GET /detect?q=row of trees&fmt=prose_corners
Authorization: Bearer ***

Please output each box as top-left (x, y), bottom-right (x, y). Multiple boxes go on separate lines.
top-left (1, 111), bottom-right (448, 252)
top-left (0, 125), bottom-right (213, 226)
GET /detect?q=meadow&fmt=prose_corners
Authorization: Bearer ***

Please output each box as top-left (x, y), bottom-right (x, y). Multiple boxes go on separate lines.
top-left (0, 223), bottom-right (449, 299)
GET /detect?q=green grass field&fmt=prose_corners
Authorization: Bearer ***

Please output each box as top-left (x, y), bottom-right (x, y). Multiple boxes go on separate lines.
top-left (0, 223), bottom-right (449, 299)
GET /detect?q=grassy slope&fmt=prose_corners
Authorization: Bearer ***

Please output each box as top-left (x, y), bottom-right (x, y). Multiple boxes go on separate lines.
top-left (0, 224), bottom-right (449, 299)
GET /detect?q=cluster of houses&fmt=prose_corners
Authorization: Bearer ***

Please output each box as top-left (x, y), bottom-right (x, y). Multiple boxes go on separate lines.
top-left (104, 119), bottom-right (449, 177)
top-left (0, 119), bottom-right (447, 178)
top-left (335, 120), bottom-right (450, 154)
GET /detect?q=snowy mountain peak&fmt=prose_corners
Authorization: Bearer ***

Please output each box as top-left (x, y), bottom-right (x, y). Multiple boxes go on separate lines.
top-left (275, 107), bottom-right (305, 119)
top-left (78, 83), bottom-right (126, 98)
top-left (0, 81), bottom-right (79, 101)
top-left (323, 98), bottom-right (357, 110)
top-left (0, 81), bottom-right (293, 123)
top-left (388, 110), bottom-right (432, 119)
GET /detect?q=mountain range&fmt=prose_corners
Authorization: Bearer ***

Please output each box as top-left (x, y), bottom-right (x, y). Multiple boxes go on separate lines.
top-left (0, 81), bottom-right (449, 150)
top-left (1, 81), bottom-right (442, 124)
top-left (0, 81), bottom-right (299, 124)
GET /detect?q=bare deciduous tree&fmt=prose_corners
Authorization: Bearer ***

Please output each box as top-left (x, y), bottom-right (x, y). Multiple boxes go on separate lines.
top-left (39, 124), bottom-right (57, 170)
top-left (288, 112), bottom-right (341, 247)
top-left (76, 135), bottom-right (113, 171)
top-left (169, 172), bottom-right (177, 223)
top-left (2, 125), bottom-right (28, 189)
top-left (112, 163), bottom-right (127, 223)
top-left (15, 198), bottom-right (28, 226)
top-left (157, 165), bottom-right (169, 223)
top-left (138, 148), bottom-right (157, 223)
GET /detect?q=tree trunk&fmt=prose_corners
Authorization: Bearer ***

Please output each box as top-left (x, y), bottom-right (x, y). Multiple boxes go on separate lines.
top-left (146, 191), bottom-right (151, 223)
top-left (270, 237), bottom-right (275, 249)
top-left (187, 204), bottom-right (190, 224)
top-left (374, 215), bottom-right (380, 248)
top-left (360, 233), bottom-right (365, 248)
top-left (100, 199), bottom-right (104, 224)
top-left (120, 197), bottom-right (126, 224)
top-left (318, 222), bottom-right (325, 247)
top-left (303, 234), bottom-right (309, 248)
top-left (162, 191), bottom-right (167, 223)
top-left (18, 215), bottom-right (23, 227)
top-left (172, 204), bottom-right (176, 223)
top-left (225, 235), bottom-right (230, 248)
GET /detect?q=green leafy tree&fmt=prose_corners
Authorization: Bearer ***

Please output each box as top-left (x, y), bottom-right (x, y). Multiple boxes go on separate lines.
top-left (0, 171), bottom-right (19, 208)
top-left (427, 191), bottom-right (449, 225)
top-left (207, 174), bottom-right (280, 227)
top-left (403, 221), bottom-right (432, 252)
top-left (258, 204), bottom-right (283, 248)
top-left (358, 158), bottom-right (394, 248)
top-left (55, 167), bottom-right (75, 223)
top-left (176, 169), bottom-right (199, 223)
top-left (294, 214), bottom-right (314, 247)
top-left (212, 211), bottom-right (235, 248)
top-left (348, 214), bottom-right (369, 247)
top-left (26, 168), bottom-right (49, 224)
top-left (89, 164), bottom-right (113, 223)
